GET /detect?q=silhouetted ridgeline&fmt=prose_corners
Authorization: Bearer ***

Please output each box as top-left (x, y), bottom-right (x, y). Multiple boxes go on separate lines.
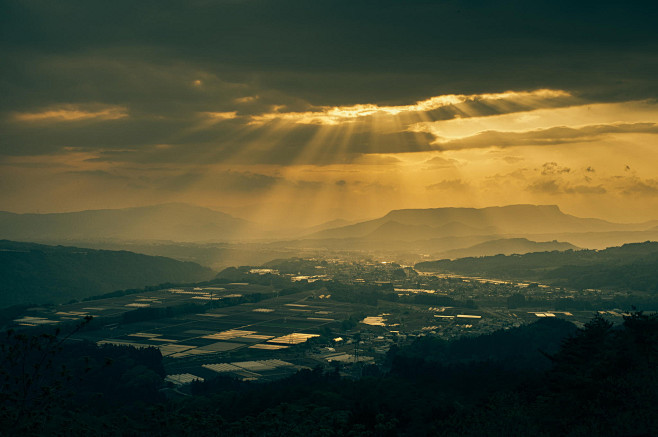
top-left (0, 240), bottom-right (215, 307)
top-left (2, 313), bottom-right (657, 435)
top-left (415, 241), bottom-right (658, 292)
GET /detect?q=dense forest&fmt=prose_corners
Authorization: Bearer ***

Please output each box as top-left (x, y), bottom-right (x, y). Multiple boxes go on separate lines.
top-left (0, 240), bottom-right (215, 306)
top-left (415, 241), bottom-right (658, 292)
top-left (2, 312), bottom-right (656, 436)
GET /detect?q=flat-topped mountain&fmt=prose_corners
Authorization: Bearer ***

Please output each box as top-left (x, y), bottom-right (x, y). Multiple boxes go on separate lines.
top-left (0, 203), bottom-right (249, 243)
top-left (307, 204), bottom-right (631, 241)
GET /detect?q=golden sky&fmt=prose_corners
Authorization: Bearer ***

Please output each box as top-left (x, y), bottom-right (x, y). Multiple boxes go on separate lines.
top-left (2, 1), bottom-right (657, 226)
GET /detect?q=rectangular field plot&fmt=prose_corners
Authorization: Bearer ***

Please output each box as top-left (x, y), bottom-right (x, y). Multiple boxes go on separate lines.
top-left (203, 363), bottom-right (242, 373)
top-left (173, 337), bottom-right (220, 347)
top-left (169, 349), bottom-right (216, 358)
top-left (255, 319), bottom-right (330, 331)
top-left (202, 330), bottom-right (257, 340)
top-left (203, 359), bottom-right (294, 375)
top-left (267, 333), bottom-right (320, 345)
top-left (165, 373), bottom-right (204, 385)
top-left (128, 332), bottom-right (161, 338)
top-left (184, 329), bottom-right (216, 335)
top-left (199, 331), bottom-right (275, 343)
top-left (242, 334), bottom-right (275, 340)
top-left (195, 341), bottom-right (244, 352)
top-left (232, 360), bottom-right (294, 372)
top-left (249, 344), bottom-right (289, 350)
top-left (158, 344), bottom-right (197, 356)
top-left (14, 316), bottom-right (60, 325)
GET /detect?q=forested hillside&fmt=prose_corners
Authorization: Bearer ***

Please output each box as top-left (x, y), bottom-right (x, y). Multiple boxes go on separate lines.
top-left (415, 241), bottom-right (658, 292)
top-left (0, 240), bottom-right (215, 306)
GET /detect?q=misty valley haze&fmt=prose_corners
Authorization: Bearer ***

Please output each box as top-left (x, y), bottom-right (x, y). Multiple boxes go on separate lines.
top-left (2, 0), bottom-right (658, 435)
top-left (2, 203), bottom-right (658, 270)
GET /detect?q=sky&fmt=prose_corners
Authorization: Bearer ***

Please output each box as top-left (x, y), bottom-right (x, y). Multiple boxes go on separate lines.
top-left (1, 0), bottom-right (658, 226)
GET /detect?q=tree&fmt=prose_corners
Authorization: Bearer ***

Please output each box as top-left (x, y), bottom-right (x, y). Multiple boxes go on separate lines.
top-left (540, 312), bottom-right (658, 435)
top-left (0, 317), bottom-right (92, 434)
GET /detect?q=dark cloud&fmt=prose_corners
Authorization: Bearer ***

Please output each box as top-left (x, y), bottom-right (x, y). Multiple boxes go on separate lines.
top-left (4, 0), bottom-right (655, 166)
top-left (350, 155), bottom-right (402, 166)
top-left (526, 180), bottom-right (560, 194)
top-left (426, 179), bottom-right (471, 191)
top-left (566, 185), bottom-right (608, 194)
top-left (433, 123), bottom-right (658, 151)
top-left (2, 118), bottom-right (435, 165)
top-left (541, 162), bottom-right (571, 176)
top-left (423, 156), bottom-right (460, 169)
top-left (502, 156), bottom-right (524, 164)
top-left (527, 179), bottom-right (607, 195)
top-left (618, 178), bottom-right (658, 196)
top-left (2, 0), bottom-right (657, 106)
top-left (0, 158), bottom-right (73, 169)
top-left (64, 170), bottom-right (129, 180)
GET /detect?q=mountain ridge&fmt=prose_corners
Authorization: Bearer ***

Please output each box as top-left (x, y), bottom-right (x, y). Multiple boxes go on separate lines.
top-left (0, 203), bottom-right (249, 243)
top-left (434, 237), bottom-right (579, 259)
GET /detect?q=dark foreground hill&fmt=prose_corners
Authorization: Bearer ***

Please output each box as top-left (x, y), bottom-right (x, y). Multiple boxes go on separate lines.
top-left (416, 241), bottom-right (658, 292)
top-left (0, 240), bottom-right (215, 306)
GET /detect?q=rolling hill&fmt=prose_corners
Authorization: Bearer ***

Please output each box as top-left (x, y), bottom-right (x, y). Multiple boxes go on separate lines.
top-left (0, 240), bottom-right (215, 307)
top-left (433, 238), bottom-right (579, 259)
top-left (415, 241), bottom-right (658, 293)
top-left (0, 203), bottom-right (249, 243)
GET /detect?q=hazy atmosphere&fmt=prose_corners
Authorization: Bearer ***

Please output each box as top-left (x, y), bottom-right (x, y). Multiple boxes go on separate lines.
top-left (2, 0), bottom-right (658, 226)
top-left (3, 3), bottom-right (658, 436)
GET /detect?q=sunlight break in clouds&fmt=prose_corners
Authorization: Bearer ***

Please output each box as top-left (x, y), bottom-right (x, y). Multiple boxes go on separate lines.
top-left (202, 111), bottom-right (238, 121)
top-left (411, 100), bottom-right (658, 144)
top-left (12, 104), bottom-right (129, 123)
top-left (249, 89), bottom-right (572, 126)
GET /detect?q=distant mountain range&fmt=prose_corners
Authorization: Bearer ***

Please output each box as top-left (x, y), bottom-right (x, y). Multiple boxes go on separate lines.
top-left (306, 205), bottom-right (645, 240)
top-left (2, 203), bottom-right (657, 265)
top-left (292, 204), bottom-right (658, 255)
top-left (0, 240), bottom-right (215, 307)
top-left (0, 203), bottom-right (248, 243)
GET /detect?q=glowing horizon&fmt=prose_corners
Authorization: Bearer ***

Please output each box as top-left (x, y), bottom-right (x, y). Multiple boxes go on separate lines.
top-left (2, 1), bottom-right (658, 227)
